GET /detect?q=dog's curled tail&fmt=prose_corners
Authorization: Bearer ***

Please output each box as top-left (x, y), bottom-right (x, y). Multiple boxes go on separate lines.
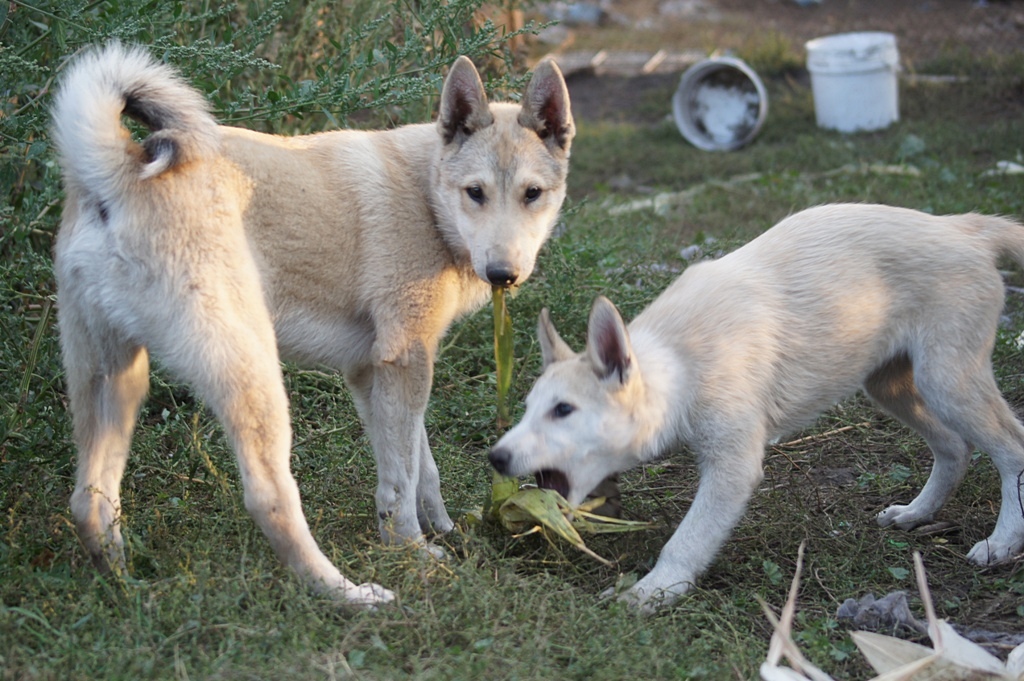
top-left (971, 212), bottom-right (1024, 269)
top-left (52, 42), bottom-right (219, 198)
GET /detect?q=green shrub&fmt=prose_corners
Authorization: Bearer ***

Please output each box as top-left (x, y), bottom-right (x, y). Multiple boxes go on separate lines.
top-left (1, 0), bottom-right (531, 251)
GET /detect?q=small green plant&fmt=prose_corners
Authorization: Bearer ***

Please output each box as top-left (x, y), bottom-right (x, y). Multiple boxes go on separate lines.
top-left (763, 559), bottom-right (784, 586)
top-left (492, 285), bottom-right (515, 429)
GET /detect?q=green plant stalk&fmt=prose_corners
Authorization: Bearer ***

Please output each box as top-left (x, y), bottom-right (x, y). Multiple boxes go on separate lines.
top-left (492, 285), bottom-right (513, 429)
top-left (17, 297), bottom-right (50, 407)
top-left (489, 285), bottom-right (519, 521)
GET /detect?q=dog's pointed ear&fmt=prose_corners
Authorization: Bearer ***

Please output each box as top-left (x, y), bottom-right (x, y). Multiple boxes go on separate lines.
top-left (586, 297), bottom-right (633, 385)
top-left (517, 58), bottom-right (575, 154)
top-left (438, 56), bottom-right (494, 145)
top-left (538, 308), bottom-right (575, 368)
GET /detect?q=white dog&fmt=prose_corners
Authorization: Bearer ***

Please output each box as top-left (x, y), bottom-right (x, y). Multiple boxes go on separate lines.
top-left (52, 43), bottom-right (574, 607)
top-left (490, 203), bottom-right (1024, 612)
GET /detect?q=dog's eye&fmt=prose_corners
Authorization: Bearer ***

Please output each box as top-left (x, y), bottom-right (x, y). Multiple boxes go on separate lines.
top-left (524, 186), bottom-right (542, 203)
top-left (466, 185), bottom-right (485, 204)
top-left (551, 402), bottom-right (575, 418)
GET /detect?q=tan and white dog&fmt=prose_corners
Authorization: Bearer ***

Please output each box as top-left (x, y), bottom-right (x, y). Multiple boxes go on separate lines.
top-left (490, 203), bottom-right (1024, 612)
top-left (52, 43), bottom-right (574, 607)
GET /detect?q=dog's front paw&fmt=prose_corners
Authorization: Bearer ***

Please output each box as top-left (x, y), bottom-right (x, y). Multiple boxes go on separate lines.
top-left (418, 510), bottom-right (455, 536)
top-left (876, 503), bottom-right (933, 531)
top-left (966, 537), bottom-right (1024, 566)
top-left (620, 585), bottom-right (679, 615)
top-left (605, 573), bottom-right (693, 614)
top-left (87, 545), bottom-right (128, 576)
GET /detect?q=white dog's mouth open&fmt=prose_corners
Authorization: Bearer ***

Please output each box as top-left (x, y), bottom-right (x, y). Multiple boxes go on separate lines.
top-left (535, 469), bottom-right (570, 500)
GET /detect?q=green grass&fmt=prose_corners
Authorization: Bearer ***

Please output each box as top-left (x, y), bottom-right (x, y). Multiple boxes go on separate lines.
top-left (4, 10), bottom-right (1024, 681)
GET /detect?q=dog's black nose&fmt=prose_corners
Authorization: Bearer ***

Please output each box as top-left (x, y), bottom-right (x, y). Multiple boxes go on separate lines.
top-left (486, 263), bottom-right (518, 287)
top-left (488, 447), bottom-right (512, 474)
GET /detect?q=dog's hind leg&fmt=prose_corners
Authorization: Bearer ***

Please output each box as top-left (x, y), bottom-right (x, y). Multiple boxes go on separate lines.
top-left (911, 352), bottom-right (1024, 565)
top-left (65, 326), bottom-right (150, 574)
top-left (159, 289), bottom-right (393, 607)
top-left (866, 355), bottom-right (973, 530)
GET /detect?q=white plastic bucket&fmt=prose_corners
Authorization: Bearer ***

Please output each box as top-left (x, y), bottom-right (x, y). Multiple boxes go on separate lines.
top-left (672, 57), bottom-right (768, 152)
top-left (805, 32), bottom-right (899, 132)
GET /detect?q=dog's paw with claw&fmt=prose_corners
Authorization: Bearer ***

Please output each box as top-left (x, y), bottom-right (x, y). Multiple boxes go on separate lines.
top-left (876, 503), bottom-right (934, 531)
top-left (343, 582), bottom-right (396, 610)
top-left (418, 514), bottom-right (455, 537)
top-left (966, 537), bottom-right (1024, 566)
top-left (600, 574), bottom-right (691, 615)
top-left (614, 586), bottom-right (678, 615)
top-left (421, 542), bottom-right (448, 561)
